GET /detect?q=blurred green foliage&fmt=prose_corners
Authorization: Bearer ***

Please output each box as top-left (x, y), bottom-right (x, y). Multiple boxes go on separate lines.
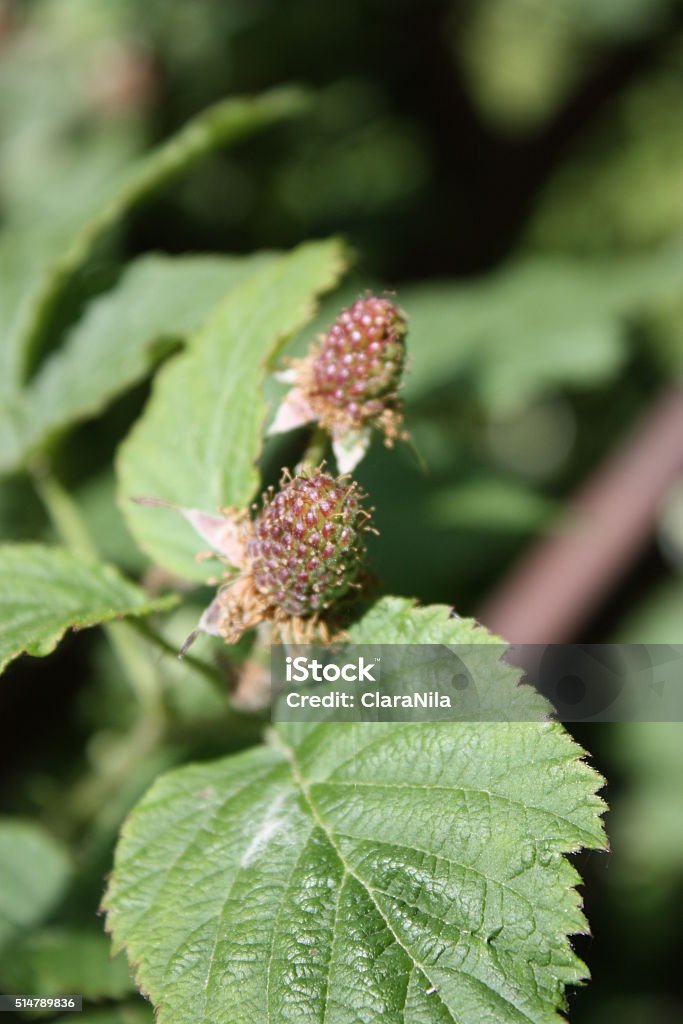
top-left (455, 0), bottom-right (676, 130)
top-left (1, 0), bottom-right (683, 1020)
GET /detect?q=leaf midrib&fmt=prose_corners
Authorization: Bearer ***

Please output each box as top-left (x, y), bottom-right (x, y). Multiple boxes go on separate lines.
top-left (271, 730), bottom-right (458, 1024)
top-left (203, 257), bottom-right (294, 504)
top-left (274, 728), bottom-right (572, 1024)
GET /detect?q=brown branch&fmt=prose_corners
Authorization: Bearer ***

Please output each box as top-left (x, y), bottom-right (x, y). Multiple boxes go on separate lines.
top-left (478, 387), bottom-right (683, 642)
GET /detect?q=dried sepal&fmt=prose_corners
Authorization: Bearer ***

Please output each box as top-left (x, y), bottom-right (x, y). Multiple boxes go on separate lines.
top-left (132, 496), bottom-right (249, 567)
top-left (267, 385), bottom-right (317, 435)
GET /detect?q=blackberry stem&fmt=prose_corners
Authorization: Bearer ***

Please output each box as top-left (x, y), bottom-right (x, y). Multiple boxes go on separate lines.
top-left (30, 460), bottom-right (165, 722)
top-left (298, 423), bottom-right (328, 473)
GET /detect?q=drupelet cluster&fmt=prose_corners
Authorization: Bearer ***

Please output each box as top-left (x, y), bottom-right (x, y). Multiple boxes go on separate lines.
top-left (155, 468), bottom-right (373, 649)
top-left (270, 295), bottom-right (408, 471)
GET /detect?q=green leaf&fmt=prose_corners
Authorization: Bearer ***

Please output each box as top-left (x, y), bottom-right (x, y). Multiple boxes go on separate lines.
top-left (57, 1010), bottom-right (153, 1024)
top-left (105, 605), bottom-right (605, 1024)
top-left (348, 597), bottom-right (550, 722)
top-left (0, 253), bottom-right (275, 477)
top-left (0, 821), bottom-right (71, 949)
top-left (0, 2), bottom-right (140, 357)
top-left (456, 0), bottom-right (587, 131)
top-left (425, 478), bottom-right (554, 532)
top-left (69, 470), bottom-right (149, 577)
top-left (402, 242), bottom-right (683, 412)
top-left (0, 544), bottom-right (176, 675)
top-left (117, 239), bottom-right (347, 580)
top-left (0, 928), bottom-right (134, 1000)
top-left (607, 584), bottom-right (683, 910)
top-left (5, 86), bottom-right (309, 387)
top-left (456, 0), bottom-right (669, 132)
top-left (347, 595), bottom-right (501, 644)
top-left (0, 0), bottom-right (140, 230)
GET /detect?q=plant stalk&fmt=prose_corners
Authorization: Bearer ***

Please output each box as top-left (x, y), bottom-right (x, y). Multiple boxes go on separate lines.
top-left (298, 423), bottom-right (328, 472)
top-left (31, 461), bottom-right (164, 720)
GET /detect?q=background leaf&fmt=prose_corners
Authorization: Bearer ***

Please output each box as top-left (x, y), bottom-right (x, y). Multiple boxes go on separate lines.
top-left (0, 253), bottom-right (275, 477)
top-left (0, 927), bottom-right (134, 1000)
top-left (117, 238), bottom-right (347, 580)
top-left (608, 723), bottom-right (683, 896)
top-left (0, 544), bottom-right (176, 675)
top-left (528, 49), bottom-right (683, 252)
top-left (455, 0), bottom-right (670, 133)
top-left (402, 242), bottom-right (683, 413)
top-left (1, 86), bottom-right (308, 389)
top-left (0, 820), bottom-right (71, 949)
top-left (57, 1010), bottom-right (153, 1024)
top-left (105, 631), bottom-right (605, 1024)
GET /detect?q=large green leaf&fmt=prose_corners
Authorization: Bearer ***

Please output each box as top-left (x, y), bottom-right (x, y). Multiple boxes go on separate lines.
top-left (0, 544), bottom-right (176, 674)
top-left (117, 239), bottom-right (347, 580)
top-left (4, 86), bottom-right (308, 387)
top-left (0, 821), bottom-right (71, 949)
top-left (350, 597), bottom-right (551, 722)
top-left (105, 606), bottom-right (606, 1024)
top-left (347, 595), bottom-right (504, 643)
top-left (0, 253), bottom-right (275, 477)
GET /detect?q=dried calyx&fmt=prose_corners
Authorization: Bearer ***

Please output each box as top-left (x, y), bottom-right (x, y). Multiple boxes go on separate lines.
top-left (156, 467), bottom-right (374, 650)
top-left (269, 295), bottom-right (408, 472)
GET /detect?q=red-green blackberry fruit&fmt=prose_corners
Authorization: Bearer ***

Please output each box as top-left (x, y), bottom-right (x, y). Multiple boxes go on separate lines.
top-left (268, 293), bottom-right (409, 472)
top-left (248, 468), bottom-right (371, 618)
top-left (311, 296), bottom-right (407, 431)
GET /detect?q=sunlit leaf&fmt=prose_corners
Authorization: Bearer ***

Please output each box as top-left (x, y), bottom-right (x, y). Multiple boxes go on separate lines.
top-left (117, 239), bottom-right (347, 580)
top-left (105, 605), bottom-right (605, 1024)
top-left (3, 86), bottom-right (308, 387)
top-left (0, 253), bottom-right (275, 476)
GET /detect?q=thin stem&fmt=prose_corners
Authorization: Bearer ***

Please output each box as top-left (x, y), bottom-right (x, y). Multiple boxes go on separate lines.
top-left (30, 461), bottom-right (165, 720)
top-left (297, 423), bottom-right (328, 472)
top-left (32, 463), bottom-right (98, 558)
top-left (28, 461), bottom-right (247, 838)
top-left (128, 617), bottom-right (225, 690)
top-left (30, 461), bottom-right (175, 834)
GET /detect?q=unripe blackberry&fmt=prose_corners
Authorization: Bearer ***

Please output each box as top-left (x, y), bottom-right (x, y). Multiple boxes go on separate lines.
top-left (268, 293), bottom-right (409, 471)
top-left (311, 296), bottom-right (407, 426)
top-left (138, 469), bottom-right (374, 651)
top-left (247, 469), bottom-right (369, 618)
